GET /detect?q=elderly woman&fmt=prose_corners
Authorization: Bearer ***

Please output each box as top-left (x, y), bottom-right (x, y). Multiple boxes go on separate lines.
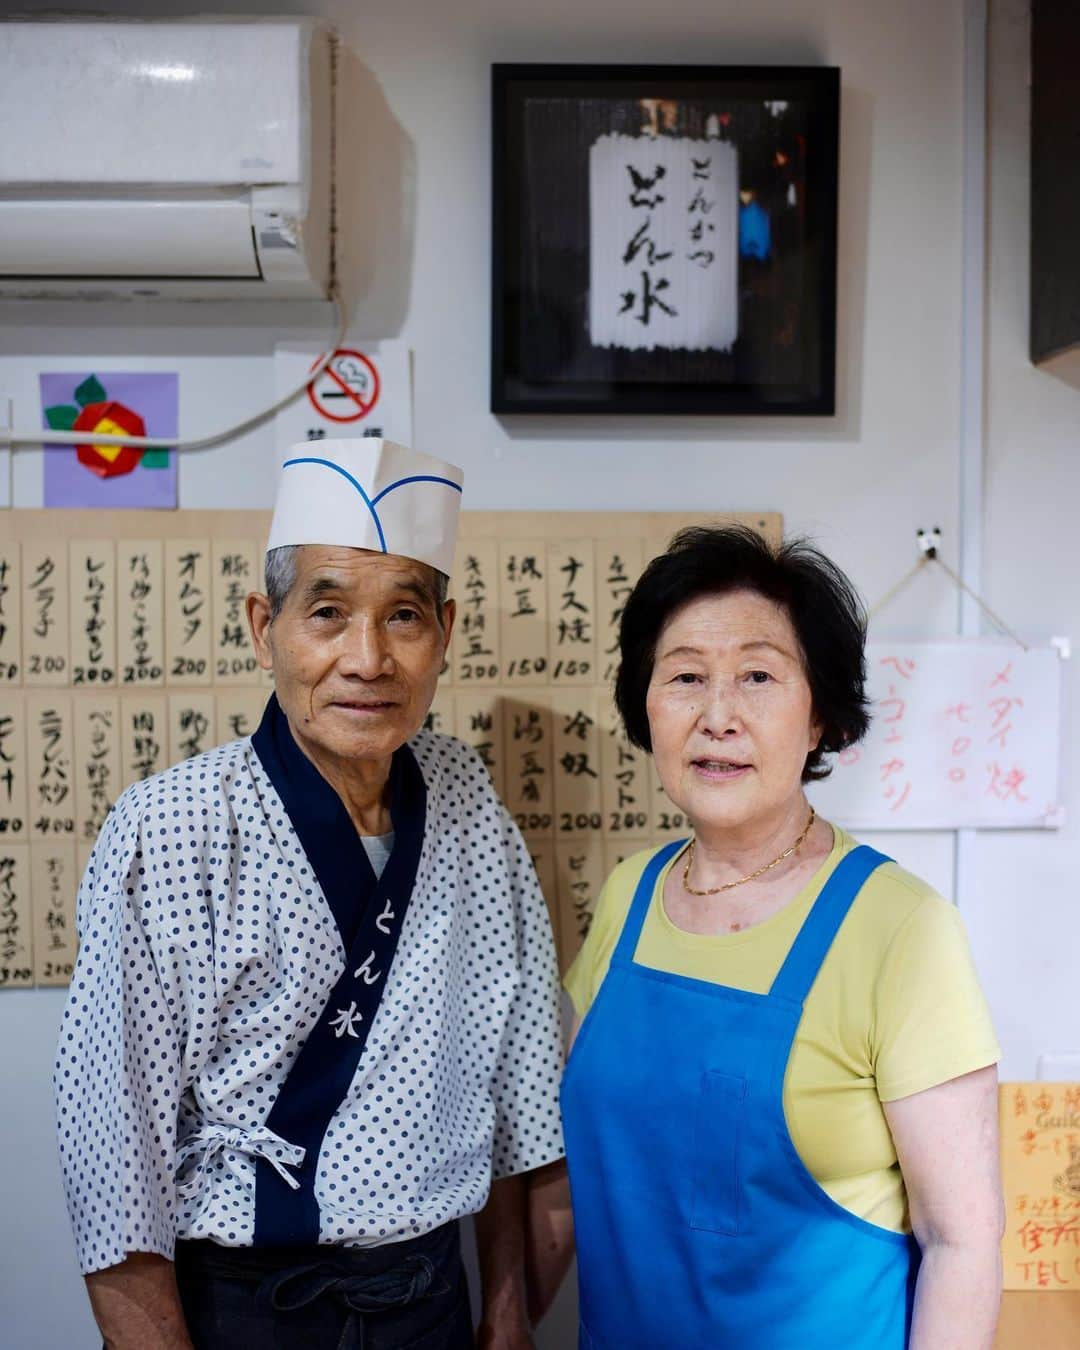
top-left (560, 526), bottom-right (1003, 1349)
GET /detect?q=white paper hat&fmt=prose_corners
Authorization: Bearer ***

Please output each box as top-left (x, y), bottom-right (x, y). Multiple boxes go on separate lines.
top-left (267, 439), bottom-right (464, 576)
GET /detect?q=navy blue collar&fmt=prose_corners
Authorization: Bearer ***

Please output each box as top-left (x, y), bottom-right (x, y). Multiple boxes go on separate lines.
top-left (251, 694), bottom-right (423, 953)
top-left (250, 694), bottom-right (430, 1247)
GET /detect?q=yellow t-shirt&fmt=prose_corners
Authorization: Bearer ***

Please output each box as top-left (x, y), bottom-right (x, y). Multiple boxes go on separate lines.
top-left (564, 825), bottom-right (1001, 1233)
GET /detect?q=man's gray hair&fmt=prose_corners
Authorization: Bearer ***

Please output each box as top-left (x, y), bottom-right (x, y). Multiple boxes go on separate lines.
top-left (264, 545), bottom-right (449, 621)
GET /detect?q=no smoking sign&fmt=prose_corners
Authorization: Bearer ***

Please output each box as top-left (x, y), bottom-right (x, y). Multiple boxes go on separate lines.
top-left (307, 349), bottom-right (382, 424)
top-left (276, 339), bottom-right (410, 453)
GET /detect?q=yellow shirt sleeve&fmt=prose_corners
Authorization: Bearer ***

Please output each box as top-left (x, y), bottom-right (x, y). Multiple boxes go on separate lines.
top-left (871, 893), bottom-right (1001, 1102)
top-left (564, 852), bottom-right (647, 1017)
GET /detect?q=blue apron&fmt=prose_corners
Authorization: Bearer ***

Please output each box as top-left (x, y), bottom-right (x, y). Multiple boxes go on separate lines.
top-left (560, 841), bottom-right (920, 1349)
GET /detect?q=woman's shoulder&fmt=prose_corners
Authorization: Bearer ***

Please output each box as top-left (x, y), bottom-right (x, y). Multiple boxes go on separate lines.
top-left (821, 828), bottom-right (999, 1096)
top-left (564, 842), bottom-right (685, 1013)
top-left (832, 827), bottom-right (965, 949)
top-left (826, 831), bottom-right (1000, 1097)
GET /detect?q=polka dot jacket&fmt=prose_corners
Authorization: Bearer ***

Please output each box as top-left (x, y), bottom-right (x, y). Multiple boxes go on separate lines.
top-left (54, 730), bottom-right (565, 1275)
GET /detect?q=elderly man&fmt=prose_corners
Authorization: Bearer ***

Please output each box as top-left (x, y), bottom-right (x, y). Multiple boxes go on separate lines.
top-left (55, 440), bottom-right (568, 1349)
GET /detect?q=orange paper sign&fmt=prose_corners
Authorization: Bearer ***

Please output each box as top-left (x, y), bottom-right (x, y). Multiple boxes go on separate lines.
top-left (1000, 1082), bottom-right (1080, 1291)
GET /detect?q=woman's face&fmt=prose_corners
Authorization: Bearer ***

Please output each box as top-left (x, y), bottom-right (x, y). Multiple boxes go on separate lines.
top-left (645, 589), bottom-right (821, 838)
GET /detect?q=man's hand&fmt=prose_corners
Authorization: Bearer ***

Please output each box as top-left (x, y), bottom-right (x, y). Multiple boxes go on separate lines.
top-left (85, 1252), bottom-right (193, 1350)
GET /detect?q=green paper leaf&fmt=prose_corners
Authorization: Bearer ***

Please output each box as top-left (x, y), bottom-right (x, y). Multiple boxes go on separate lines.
top-left (44, 403), bottom-right (79, 431)
top-left (74, 374), bottom-right (106, 407)
top-left (141, 449), bottom-right (170, 469)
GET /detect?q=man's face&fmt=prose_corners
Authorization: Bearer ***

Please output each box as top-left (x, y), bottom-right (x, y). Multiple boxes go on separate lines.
top-left (247, 546), bottom-right (454, 775)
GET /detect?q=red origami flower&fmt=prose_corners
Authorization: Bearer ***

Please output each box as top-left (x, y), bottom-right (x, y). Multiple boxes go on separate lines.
top-left (73, 399), bottom-right (146, 478)
top-left (44, 374), bottom-right (156, 479)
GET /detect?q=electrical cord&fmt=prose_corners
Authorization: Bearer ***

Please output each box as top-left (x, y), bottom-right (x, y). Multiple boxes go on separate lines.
top-left (0, 284), bottom-right (347, 454)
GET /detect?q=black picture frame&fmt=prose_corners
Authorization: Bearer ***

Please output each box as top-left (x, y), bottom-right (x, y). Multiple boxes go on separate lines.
top-left (492, 63), bottom-right (840, 415)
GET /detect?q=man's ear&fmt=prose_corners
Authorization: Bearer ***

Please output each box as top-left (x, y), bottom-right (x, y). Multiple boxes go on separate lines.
top-left (247, 592), bottom-right (274, 671)
top-left (440, 597), bottom-right (457, 655)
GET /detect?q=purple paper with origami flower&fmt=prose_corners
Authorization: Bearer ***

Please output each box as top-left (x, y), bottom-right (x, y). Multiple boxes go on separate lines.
top-left (40, 371), bottom-right (179, 508)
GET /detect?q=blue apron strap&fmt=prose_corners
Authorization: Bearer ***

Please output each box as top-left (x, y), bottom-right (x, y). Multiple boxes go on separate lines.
top-left (769, 845), bottom-right (891, 1005)
top-left (612, 839), bottom-right (687, 966)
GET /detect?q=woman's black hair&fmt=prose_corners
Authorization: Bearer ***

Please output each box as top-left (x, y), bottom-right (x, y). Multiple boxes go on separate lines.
top-left (614, 525), bottom-right (871, 782)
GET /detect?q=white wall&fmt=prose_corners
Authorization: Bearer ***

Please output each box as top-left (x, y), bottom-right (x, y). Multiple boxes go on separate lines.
top-left (2, 1), bottom-right (1070, 1346)
top-left (972, 0), bottom-right (1080, 1082)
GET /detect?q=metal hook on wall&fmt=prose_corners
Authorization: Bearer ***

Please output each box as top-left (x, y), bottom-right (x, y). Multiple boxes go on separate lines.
top-left (871, 528), bottom-right (1028, 650)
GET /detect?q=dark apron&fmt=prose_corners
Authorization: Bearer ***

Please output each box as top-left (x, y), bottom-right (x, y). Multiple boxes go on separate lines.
top-left (174, 1221), bottom-right (473, 1350)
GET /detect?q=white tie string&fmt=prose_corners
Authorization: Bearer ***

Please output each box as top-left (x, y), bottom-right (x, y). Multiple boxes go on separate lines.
top-left (176, 1124), bottom-right (305, 1200)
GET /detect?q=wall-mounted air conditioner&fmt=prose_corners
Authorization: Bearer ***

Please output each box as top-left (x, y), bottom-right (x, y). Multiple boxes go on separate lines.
top-left (0, 18), bottom-right (334, 300)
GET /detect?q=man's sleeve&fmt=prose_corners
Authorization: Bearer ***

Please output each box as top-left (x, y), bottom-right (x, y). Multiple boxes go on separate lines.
top-left (488, 807), bottom-right (566, 1180)
top-left (53, 794), bottom-right (192, 1274)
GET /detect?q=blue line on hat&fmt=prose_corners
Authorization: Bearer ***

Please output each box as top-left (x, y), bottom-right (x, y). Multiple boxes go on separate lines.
top-left (282, 457), bottom-right (387, 553)
top-left (370, 474), bottom-right (463, 506)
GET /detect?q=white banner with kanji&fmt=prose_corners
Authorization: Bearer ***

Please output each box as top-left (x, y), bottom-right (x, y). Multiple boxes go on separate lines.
top-left (588, 133), bottom-right (738, 352)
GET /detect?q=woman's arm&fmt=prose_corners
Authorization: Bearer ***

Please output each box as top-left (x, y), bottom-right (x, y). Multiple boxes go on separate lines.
top-left (884, 1064), bottom-right (1004, 1350)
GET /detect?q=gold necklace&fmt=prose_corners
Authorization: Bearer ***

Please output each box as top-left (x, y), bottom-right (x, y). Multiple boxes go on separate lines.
top-left (682, 807), bottom-right (817, 896)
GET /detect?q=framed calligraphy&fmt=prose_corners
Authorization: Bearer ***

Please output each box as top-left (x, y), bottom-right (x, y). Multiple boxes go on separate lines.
top-left (492, 64), bottom-right (839, 414)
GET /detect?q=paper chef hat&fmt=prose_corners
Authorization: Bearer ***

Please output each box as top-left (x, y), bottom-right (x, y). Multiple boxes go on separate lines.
top-left (267, 439), bottom-right (465, 577)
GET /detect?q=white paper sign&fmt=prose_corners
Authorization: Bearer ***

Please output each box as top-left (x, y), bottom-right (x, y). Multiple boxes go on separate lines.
top-left (274, 340), bottom-right (412, 459)
top-left (809, 641), bottom-right (1066, 830)
top-left (588, 134), bottom-right (738, 352)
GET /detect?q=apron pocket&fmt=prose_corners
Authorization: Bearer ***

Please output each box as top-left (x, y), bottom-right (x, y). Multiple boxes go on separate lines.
top-left (690, 1069), bottom-right (747, 1235)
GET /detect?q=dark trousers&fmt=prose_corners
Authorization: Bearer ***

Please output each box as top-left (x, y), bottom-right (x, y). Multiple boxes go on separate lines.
top-left (173, 1221), bottom-right (474, 1350)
